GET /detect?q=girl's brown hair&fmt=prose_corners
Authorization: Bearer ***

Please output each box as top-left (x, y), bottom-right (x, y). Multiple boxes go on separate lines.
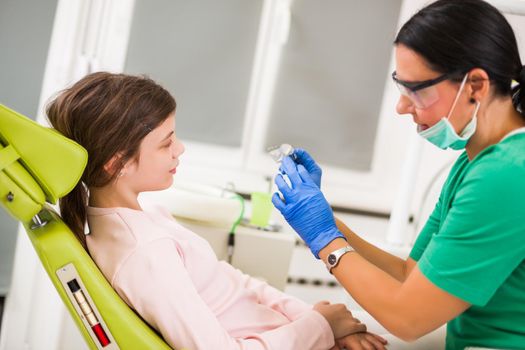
top-left (47, 72), bottom-right (176, 249)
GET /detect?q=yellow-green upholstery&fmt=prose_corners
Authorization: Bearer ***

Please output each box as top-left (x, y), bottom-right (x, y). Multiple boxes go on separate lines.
top-left (0, 104), bottom-right (171, 350)
top-left (0, 103), bottom-right (85, 221)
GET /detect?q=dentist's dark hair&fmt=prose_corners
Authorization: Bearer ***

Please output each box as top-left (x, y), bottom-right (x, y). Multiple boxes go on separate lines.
top-left (46, 72), bottom-right (176, 249)
top-left (394, 0), bottom-right (525, 117)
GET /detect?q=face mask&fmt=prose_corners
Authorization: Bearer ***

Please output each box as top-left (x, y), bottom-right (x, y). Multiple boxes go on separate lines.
top-left (418, 74), bottom-right (481, 150)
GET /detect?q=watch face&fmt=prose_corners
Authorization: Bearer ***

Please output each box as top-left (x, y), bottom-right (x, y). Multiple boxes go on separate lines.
top-left (328, 254), bottom-right (337, 265)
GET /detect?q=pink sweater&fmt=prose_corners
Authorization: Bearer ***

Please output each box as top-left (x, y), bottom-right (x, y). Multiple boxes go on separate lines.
top-left (86, 206), bottom-right (334, 350)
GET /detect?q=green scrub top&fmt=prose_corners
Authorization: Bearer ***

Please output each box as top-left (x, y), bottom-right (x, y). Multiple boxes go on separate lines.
top-left (410, 131), bottom-right (525, 350)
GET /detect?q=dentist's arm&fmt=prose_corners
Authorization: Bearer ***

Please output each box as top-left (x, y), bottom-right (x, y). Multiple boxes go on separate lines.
top-left (335, 217), bottom-right (416, 282)
top-left (273, 157), bottom-right (469, 340)
top-left (292, 149), bottom-right (416, 281)
top-left (318, 238), bottom-right (469, 341)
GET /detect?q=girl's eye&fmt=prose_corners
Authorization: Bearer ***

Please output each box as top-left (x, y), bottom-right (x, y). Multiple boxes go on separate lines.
top-left (164, 141), bottom-right (172, 148)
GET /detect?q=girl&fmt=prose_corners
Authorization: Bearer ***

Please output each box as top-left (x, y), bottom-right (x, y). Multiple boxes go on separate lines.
top-left (47, 72), bottom-right (387, 350)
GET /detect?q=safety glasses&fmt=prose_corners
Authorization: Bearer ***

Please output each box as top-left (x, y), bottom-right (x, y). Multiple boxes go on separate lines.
top-left (392, 71), bottom-right (452, 109)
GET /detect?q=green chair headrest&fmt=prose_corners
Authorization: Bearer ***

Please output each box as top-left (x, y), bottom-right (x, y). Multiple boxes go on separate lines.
top-left (0, 104), bottom-right (87, 222)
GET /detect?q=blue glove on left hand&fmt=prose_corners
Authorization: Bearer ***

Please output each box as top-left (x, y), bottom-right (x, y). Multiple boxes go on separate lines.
top-left (272, 157), bottom-right (345, 258)
top-left (292, 148), bottom-right (323, 188)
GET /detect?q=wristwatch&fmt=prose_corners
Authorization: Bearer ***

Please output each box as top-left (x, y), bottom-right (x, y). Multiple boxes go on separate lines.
top-left (325, 245), bottom-right (355, 274)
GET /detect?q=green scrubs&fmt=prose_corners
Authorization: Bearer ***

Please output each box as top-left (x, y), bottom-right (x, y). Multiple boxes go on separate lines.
top-left (410, 131), bottom-right (525, 350)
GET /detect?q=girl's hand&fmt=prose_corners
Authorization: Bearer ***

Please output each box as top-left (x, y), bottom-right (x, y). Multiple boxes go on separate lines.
top-left (313, 301), bottom-right (366, 339)
top-left (336, 332), bottom-right (388, 350)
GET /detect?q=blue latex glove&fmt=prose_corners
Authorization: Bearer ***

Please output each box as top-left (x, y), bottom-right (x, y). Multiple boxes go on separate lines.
top-left (272, 157), bottom-right (345, 258)
top-left (292, 148), bottom-right (322, 188)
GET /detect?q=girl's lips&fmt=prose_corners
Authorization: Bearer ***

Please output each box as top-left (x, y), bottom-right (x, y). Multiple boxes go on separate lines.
top-left (169, 167), bottom-right (177, 174)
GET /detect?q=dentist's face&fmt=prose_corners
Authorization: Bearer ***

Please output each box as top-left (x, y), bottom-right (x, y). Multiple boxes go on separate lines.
top-left (124, 113), bottom-right (184, 192)
top-left (394, 44), bottom-right (472, 133)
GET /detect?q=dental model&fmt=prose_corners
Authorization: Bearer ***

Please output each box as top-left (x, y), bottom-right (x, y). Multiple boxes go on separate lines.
top-left (267, 143), bottom-right (295, 163)
top-left (268, 143), bottom-right (296, 190)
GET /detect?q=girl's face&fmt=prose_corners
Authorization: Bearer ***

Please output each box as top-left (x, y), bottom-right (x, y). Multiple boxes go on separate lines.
top-left (394, 44), bottom-right (473, 133)
top-left (124, 113), bottom-right (184, 193)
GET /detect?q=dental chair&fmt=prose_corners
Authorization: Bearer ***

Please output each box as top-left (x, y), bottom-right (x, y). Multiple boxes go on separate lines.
top-left (0, 104), bottom-right (172, 350)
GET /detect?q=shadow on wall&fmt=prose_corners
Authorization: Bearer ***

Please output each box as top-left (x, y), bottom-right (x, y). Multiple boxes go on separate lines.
top-left (0, 296), bottom-right (4, 331)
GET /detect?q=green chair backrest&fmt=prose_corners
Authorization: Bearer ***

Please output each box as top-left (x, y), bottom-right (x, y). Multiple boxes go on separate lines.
top-left (0, 104), bottom-right (172, 350)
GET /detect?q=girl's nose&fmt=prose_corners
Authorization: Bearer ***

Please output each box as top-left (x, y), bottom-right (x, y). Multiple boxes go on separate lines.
top-left (172, 139), bottom-right (185, 158)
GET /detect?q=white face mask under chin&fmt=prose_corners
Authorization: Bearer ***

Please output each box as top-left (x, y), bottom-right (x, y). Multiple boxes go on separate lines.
top-left (417, 74), bottom-right (480, 150)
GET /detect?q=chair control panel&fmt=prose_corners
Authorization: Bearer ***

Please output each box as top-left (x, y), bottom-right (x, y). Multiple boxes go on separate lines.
top-left (56, 263), bottom-right (119, 349)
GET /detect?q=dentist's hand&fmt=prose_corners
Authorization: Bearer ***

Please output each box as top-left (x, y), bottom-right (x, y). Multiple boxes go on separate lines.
top-left (272, 156), bottom-right (345, 258)
top-left (292, 148), bottom-right (322, 188)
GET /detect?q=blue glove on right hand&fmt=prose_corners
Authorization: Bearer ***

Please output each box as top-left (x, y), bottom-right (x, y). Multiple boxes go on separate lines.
top-left (272, 157), bottom-right (344, 258)
top-left (292, 148), bottom-right (322, 188)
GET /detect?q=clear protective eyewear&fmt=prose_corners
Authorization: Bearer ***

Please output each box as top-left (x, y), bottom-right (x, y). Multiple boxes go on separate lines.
top-left (392, 71), bottom-right (452, 109)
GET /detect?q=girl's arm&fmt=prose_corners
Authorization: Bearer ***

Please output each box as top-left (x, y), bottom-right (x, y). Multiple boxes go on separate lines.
top-left (224, 263), bottom-right (311, 320)
top-left (116, 238), bottom-right (336, 350)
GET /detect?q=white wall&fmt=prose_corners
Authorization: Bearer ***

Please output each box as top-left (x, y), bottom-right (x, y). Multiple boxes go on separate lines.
top-left (0, 0), bottom-right (58, 297)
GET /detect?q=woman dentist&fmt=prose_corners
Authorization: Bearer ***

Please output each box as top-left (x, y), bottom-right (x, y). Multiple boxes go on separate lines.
top-left (272, 1), bottom-right (525, 349)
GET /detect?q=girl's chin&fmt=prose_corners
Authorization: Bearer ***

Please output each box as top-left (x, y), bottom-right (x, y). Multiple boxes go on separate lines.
top-left (160, 177), bottom-right (175, 190)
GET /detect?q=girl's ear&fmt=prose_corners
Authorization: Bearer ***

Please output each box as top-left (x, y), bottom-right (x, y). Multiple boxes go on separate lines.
top-left (103, 153), bottom-right (124, 177)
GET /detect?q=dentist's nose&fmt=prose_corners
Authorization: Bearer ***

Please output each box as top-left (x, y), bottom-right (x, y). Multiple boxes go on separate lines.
top-left (396, 94), bottom-right (415, 116)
